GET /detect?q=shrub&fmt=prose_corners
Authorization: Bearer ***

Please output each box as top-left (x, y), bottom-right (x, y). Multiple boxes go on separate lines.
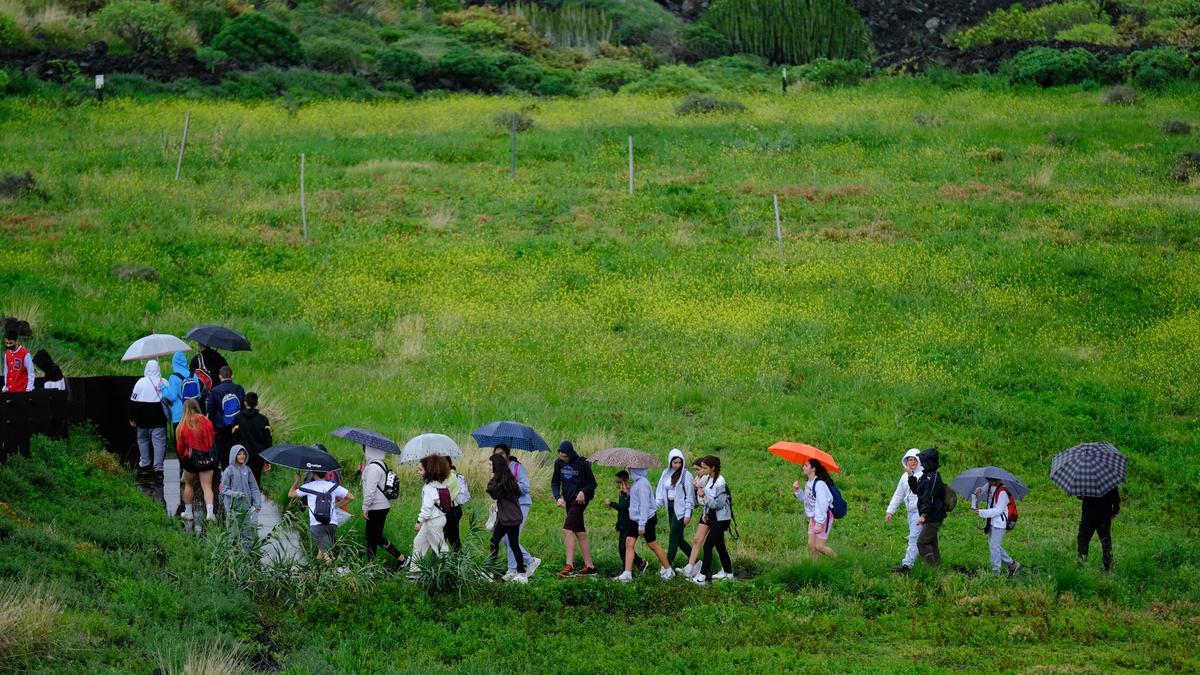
top-left (0, 12), bottom-right (25, 50)
top-left (95, 0), bottom-right (186, 55)
top-left (680, 22), bottom-right (730, 62)
top-left (31, 6), bottom-right (95, 49)
top-left (1056, 22), bottom-right (1119, 44)
top-left (1123, 47), bottom-right (1194, 89)
top-left (0, 69), bottom-right (8, 93)
top-left (580, 58), bottom-right (645, 92)
top-left (796, 57), bottom-right (868, 85)
top-left (376, 46), bottom-right (428, 81)
top-left (195, 46), bottom-right (227, 71)
top-left (493, 110), bottom-right (534, 132)
top-left (1161, 119), bottom-right (1193, 134)
top-left (1029, 0), bottom-right (1107, 36)
top-left (504, 62), bottom-right (542, 90)
top-left (566, 0), bottom-right (681, 49)
top-left (533, 67), bottom-right (579, 96)
top-left (619, 64), bottom-right (720, 94)
top-left (169, 0), bottom-right (237, 44)
top-left (1170, 150), bottom-right (1200, 181)
top-left (955, 5), bottom-right (1042, 47)
top-left (674, 93), bottom-right (745, 115)
top-left (439, 6), bottom-right (544, 54)
top-left (705, 0), bottom-right (869, 63)
top-left (212, 12), bottom-right (303, 66)
top-left (1004, 47), bottom-right (1100, 87)
top-left (436, 46), bottom-right (502, 92)
top-left (304, 36), bottom-right (359, 72)
top-left (1102, 84), bottom-right (1138, 104)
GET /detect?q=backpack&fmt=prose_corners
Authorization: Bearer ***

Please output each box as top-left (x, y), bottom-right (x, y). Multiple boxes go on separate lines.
top-left (373, 461), bottom-right (400, 500)
top-left (299, 484), bottom-right (338, 525)
top-left (938, 473), bottom-right (958, 513)
top-left (171, 372), bottom-right (203, 404)
top-left (995, 485), bottom-right (1019, 530)
top-left (435, 486), bottom-right (453, 514)
top-left (220, 392), bottom-right (241, 427)
top-left (820, 479), bottom-right (848, 519)
top-left (726, 485), bottom-right (740, 542)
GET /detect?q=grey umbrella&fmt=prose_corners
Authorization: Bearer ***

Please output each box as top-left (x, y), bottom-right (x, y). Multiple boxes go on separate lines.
top-left (950, 466), bottom-right (1030, 500)
top-left (588, 447), bottom-right (662, 469)
top-left (1051, 442), bottom-right (1126, 497)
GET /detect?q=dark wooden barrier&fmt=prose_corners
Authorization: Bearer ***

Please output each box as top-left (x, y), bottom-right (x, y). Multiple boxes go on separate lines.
top-left (0, 376), bottom-right (140, 464)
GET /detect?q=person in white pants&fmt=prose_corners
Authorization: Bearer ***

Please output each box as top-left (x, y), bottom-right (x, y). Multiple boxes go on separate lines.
top-left (974, 479), bottom-right (1021, 577)
top-left (886, 449), bottom-right (924, 573)
top-left (412, 455), bottom-right (451, 563)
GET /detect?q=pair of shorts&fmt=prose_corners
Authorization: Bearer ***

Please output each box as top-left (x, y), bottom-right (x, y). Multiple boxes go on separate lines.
top-left (563, 499), bottom-right (588, 532)
top-left (807, 514), bottom-right (832, 541)
top-left (623, 515), bottom-right (658, 544)
top-left (310, 523), bottom-right (339, 552)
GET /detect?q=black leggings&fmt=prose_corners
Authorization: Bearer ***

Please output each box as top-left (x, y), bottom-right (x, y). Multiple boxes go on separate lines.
top-left (490, 523), bottom-right (525, 574)
top-left (445, 505), bottom-right (463, 552)
top-left (700, 518), bottom-right (731, 579)
top-left (365, 508), bottom-right (403, 560)
top-left (1078, 516), bottom-right (1113, 570)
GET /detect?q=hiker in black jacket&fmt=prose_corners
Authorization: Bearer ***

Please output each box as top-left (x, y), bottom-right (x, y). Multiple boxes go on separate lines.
top-left (206, 366), bottom-right (245, 470)
top-left (232, 391), bottom-right (272, 486)
top-left (1078, 487), bottom-right (1120, 572)
top-left (551, 440), bottom-right (598, 577)
top-left (908, 447), bottom-right (948, 567)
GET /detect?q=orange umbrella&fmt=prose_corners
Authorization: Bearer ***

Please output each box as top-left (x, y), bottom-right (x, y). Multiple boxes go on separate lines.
top-left (769, 441), bottom-right (841, 474)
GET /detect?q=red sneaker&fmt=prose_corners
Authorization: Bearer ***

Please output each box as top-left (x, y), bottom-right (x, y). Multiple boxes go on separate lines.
top-left (556, 564), bottom-right (576, 578)
top-left (577, 566), bottom-right (599, 576)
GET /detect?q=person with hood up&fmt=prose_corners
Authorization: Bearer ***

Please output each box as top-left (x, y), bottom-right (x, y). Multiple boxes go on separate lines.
top-left (486, 454), bottom-right (528, 583)
top-left (232, 392), bottom-right (272, 486)
top-left (655, 448), bottom-right (696, 569)
top-left (361, 446), bottom-right (405, 563)
top-left (886, 449), bottom-right (923, 573)
top-left (219, 444), bottom-right (263, 550)
top-left (129, 359), bottom-right (168, 477)
top-left (908, 447), bottom-right (949, 567)
top-left (604, 471), bottom-right (645, 574)
top-left (32, 349), bottom-right (66, 391)
top-left (691, 455), bottom-right (733, 585)
top-left (551, 440), bottom-right (598, 577)
top-left (615, 467), bottom-right (675, 582)
top-left (795, 459), bottom-right (836, 562)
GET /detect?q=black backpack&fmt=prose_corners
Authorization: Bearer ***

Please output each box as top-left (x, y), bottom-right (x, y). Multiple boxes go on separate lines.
top-left (372, 461), bottom-right (400, 500)
top-left (299, 484), bottom-right (338, 525)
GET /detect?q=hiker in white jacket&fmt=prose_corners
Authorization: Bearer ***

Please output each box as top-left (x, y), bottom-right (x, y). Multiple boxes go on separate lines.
top-left (974, 478), bottom-right (1021, 577)
top-left (655, 448), bottom-right (696, 568)
top-left (886, 449), bottom-right (923, 573)
top-left (615, 467), bottom-right (675, 582)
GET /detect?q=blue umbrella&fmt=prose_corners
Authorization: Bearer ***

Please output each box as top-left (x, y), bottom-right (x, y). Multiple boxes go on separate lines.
top-left (950, 466), bottom-right (1030, 500)
top-left (470, 420), bottom-right (550, 452)
top-left (331, 426), bottom-right (401, 454)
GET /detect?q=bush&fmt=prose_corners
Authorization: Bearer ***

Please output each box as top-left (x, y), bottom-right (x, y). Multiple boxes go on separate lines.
top-left (797, 57), bottom-right (868, 86)
top-left (214, 66), bottom-right (382, 100)
top-left (304, 36), bottom-right (359, 72)
top-left (377, 46), bottom-right (428, 81)
top-left (95, 0), bottom-right (186, 55)
top-left (1102, 84), bottom-right (1138, 104)
top-left (1161, 119), bottom-right (1193, 134)
top-left (580, 58), bottom-right (645, 92)
top-left (493, 110), bottom-right (534, 131)
top-left (436, 46), bottom-right (503, 92)
top-left (533, 67), bottom-right (579, 96)
top-left (1123, 47), bottom-right (1194, 89)
top-left (955, 5), bottom-right (1043, 47)
top-left (212, 12), bottom-right (303, 66)
top-left (1029, 0), bottom-right (1107, 36)
top-left (680, 23), bottom-right (730, 62)
top-left (620, 64), bottom-right (720, 94)
top-left (195, 46), bottom-right (227, 71)
top-left (674, 93), bottom-right (745, 115)
top-left (705, 0), bottom-right (869, 63)
top-left (0, 12), bottom-right (25, 50)
top-left (1056, 22), bottom-right (1119, 44)
top-left (439, 6), bottom-right (544, 54)
top-left (169, 0), bottom-right (238, 44)
top-left (504, 62), bottom-right (542, 91)
top-left (1170, 150), bottom-right (1200, 181)
top-left (1004, 47), bottom-right (1100, 87)
top-left (31, 6), bottom-right (96, 49)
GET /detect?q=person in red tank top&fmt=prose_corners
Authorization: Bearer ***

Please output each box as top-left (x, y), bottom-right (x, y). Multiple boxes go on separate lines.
top-left (3, 330), bottom-right (34, 393)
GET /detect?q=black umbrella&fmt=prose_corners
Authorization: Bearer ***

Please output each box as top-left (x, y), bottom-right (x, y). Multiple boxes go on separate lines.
top-left (1051, 442), bottom-right (1126, 497)
top-left (262, 444), bottom-right (341, 472)
top-left (186, 325), bottom-right (252, 352)
top-left (331, 426), bottom-right (401, 454)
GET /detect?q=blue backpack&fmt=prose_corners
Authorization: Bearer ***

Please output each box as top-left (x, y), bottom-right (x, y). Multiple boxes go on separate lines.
top-left (220, 392), bottom-right (241, 427)
top-left (176, 373), bottom-right (203, 404)
top-left (822, 479), bottom-right (848, 519)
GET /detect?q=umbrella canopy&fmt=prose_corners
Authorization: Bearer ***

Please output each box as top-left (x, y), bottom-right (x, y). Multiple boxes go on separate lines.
top-left (400, 433), bottom-right (463, 465)
top-left (121, 333), bottom-right (191, 362)
top-left (1051, 441), bottom-right (1127, 497)
top-left (589, 447), bottom-right (661, 469)
top-left (331, 426), bottom-right (401, 454)
top-left (262, 444), bottom-right (341, 472)
top-left (470, 421), bottom-right (550, 453)
top-left (186, 325), bottom-right (252, 352)
top-left (768, 441), bottom-right (842, 474)
top-left (950, 467), bottom-right (1030, 501)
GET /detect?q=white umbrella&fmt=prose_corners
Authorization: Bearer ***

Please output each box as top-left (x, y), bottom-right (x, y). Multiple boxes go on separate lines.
top-left (400, 433), bottom-right (463, 465)
top-left (122, 333), bottom-right (191, 361)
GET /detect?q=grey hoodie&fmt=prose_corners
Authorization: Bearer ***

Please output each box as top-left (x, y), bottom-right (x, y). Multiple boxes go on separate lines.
top-left (628, 467), bottom-right (657, 529)
top-left (220, 445), bottom-right (263, 512)
top-left (655, 449), bottom-right (696, 520)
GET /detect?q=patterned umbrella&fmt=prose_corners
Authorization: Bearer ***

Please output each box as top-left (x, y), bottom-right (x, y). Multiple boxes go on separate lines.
top-left (1051, 441), bottom-right (1127, 497)
top-left (588, 447), bottom-right (661, 469)
top-left (331, 426), bottom-right (401, 454)
top-left (950, 467), bottom-right (1030, 500)
top-left (400, 433), bottom-right (463, 465)
top-left (470, 421), bottom-right (550, 452)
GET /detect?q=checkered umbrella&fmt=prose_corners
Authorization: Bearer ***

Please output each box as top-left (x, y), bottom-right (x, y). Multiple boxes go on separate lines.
top-left (1050, 441), bottom-right (1127, 497)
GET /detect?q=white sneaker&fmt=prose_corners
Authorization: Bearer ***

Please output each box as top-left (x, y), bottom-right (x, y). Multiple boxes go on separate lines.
top-left (502, 570), bottom-right (516, 582)
top-left (660, 567), bottom-right (675, 580)
top-left (714, 570), bottom-right (733, 580)
top-left (511, 573), bottom-right (528, 584)
top-left (677, 563), bottom-right (693, 577)
top-left (182, 510), bottom-right (194, 521)
top-left (336, 566), bottom-right (350, 576)
top-left (527, 557), bottom-right (541, 577)
top-left (205, 514), bottom-right (216, 522)
top-left (614, 571), bottom-right (633, 583)
top-left (689, 574), bottom-right (706, 586)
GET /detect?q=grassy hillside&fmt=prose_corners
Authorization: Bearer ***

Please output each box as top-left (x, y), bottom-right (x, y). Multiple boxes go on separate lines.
top-left (2, 82), bottom-right (1200, 670)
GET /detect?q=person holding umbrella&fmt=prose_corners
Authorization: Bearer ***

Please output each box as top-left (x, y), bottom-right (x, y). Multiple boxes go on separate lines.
top-left (411, 455), bottom-right (452, 563)
top-left (486, 454), bottom-right (528, 583)
top-left (1051, 442), bottom-right (1126, 573)
top-left (129, 359), bottom-right (169, 477)
top-left (551, 441), bottom-right (598, 578)
top-left (972, 477), bottom-right (1021, 577)
top-left (493, 445), bottom-right (541, 578)
top-left (361, 445), bottom-right (405, 564)
top-left (795, 459), bottom-right (837, 562)
top-left (1078, 488), bottom-right (1119, 571)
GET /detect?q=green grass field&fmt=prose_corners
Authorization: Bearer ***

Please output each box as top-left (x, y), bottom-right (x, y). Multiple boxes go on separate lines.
top-left (2, 81), bottom-right (1200, 672)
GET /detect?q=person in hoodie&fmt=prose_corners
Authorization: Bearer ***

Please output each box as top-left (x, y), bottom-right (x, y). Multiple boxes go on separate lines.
top-left (189, 342), bottom-right (228, 396)
top-left (32, 349), bottom-right (66, 392)
top-left (361, 446), bottom-right (405, 563)
top-left (232, 392), bottom-right (272, 486)
top-left (445, 461), bottom-right (471, 552)
top-left (615, 466), bottom-right (675, 582)
top-left (691, 455), bottom-right (733, 585)
top-left (160, 352), bottom-right (192, 428)
top-left (908, 447), bottom-right (949, 567)
top-left (885, 449), bottom-right (923, 573)
top-left (973, 477), bottom-right (1022, 577)
top-left (493, 445), bottom-right (540, 577)
top-left (1077, 487), bottom-right (1119, 572)
top-left (129, 359), bottom-right (168, 477)
top-left (219, 444), bottom-right (263, 551)
top-left (486, 454), bottom-right (528, 583)
top-left (206, 366), bottom-right (245, 471)
top-left (795, 459), bottom-right (836, 562)
top-left (679, 456), bottom-right (714, 579)
top-left (604, 471), bottom-right (645, 574)
top-left (551, 440), bottom-right (598, 577)
top-left (411, 454), bottom-right (451, 563)
top-left (655, 449), bottom-right (696, 569)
